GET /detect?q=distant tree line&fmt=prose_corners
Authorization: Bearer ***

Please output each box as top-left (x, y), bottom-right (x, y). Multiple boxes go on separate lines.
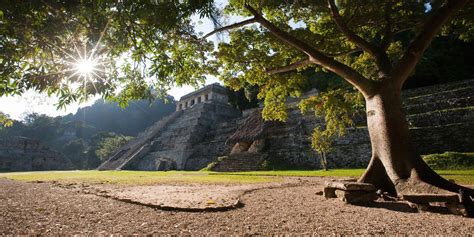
top-left (0, 98), bottom-right (175, 169)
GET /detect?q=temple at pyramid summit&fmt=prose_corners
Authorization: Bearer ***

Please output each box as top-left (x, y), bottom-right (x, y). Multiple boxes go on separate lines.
top-left (98, 80), bottom-right (474, 171)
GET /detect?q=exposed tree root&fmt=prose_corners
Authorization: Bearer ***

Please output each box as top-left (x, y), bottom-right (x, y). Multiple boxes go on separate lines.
top-left (358, 155), bottom-right (396, 195)
top-left (358, 155), bottom-right (474, 217)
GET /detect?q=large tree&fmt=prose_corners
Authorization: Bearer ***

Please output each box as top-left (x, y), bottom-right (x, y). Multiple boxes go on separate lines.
top-left (1, 0), bottom-right (473, 199)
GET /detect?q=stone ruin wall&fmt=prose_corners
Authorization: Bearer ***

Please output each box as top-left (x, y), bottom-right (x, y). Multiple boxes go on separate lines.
top-left (0, 137), bottom-right (73, 171)
top-left (185, 79), bottom-right (473, 170)
top-left (263, 79), bottom-right (474, 169)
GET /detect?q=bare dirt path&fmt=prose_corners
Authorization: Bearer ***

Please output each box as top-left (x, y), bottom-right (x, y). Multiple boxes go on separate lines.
top-left (1, 178), bottom-right (473, 235)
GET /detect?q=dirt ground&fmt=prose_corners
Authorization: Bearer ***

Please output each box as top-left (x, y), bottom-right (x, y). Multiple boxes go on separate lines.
top-left (1, 177), bottom-right (473, 235)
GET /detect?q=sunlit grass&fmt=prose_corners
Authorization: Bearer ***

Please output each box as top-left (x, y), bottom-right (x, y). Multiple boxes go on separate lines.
top-left (215, 169), bottom-right (366, 177)
top-left (0, 169), bottom-right (472, 185)
top-left (217, 169), bottom-right (474, 185)
top-left (0, 170), bottom-right (279, 185)
top-left (435, 170), bottom-right (474, 185)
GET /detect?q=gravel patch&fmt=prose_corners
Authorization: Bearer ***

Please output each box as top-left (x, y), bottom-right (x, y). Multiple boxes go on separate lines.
top-left (1, 178), bottom-right (473, 235)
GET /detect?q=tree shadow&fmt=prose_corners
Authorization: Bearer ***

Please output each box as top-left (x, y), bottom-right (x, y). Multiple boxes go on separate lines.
top-left (354, 201), bottom-right (457, 215)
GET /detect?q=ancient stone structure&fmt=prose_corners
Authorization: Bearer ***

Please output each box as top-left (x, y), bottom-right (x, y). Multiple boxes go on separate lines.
top-left (99, 83), bottom-right (241, 171)
top-left (99, 79), bottom-right (474, 171)
top-left (176, 83), bottom-right (229, 111)
top-left (261, 79), bottom-right (474, 169)
top-left (0, 136), bottom-right (73, 171)
top-left (210, 109), bottom-right (270, 172)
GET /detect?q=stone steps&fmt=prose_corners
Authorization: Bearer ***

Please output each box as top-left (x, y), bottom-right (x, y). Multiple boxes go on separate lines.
top-left (410, 122), bottom-right (474, 154)
top-left (404, 95), bottom-right (473, 115)
top-left (211, 153), bottom-right (267, 172)
top-left (98, 111), bottom-right (183, 170)
top-left (402, 80), bottom-right (474, 99)
top-left (183, 119), bottom-right (240, 170)
top-left (124, 102), bottom-right (242, 170)
top-left (406, 107), bottom-right (473, 128)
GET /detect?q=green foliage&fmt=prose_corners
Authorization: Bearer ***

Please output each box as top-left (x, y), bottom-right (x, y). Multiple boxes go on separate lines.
top-left (422, 152), bottom-right (474, 170)
top-left (406, 36), bottom-right (474, 88)
top-left (0, 1), bottom-right (217, 106)
top-left (2, 1), bottom-right (472, 112)
top-left (62, 138), bottom-right (87, 168)
top-left (95, 134), bottom-right (134, 161)
top-left (200, 162), bottom-right (218, 172)
top-left (1, 1), bottom-right (473, 107)
top-left (216, 0), bottom-right (473, 120)
top-left (21, 113), bottom-right (63, 145)
top-left (227, 86), bottom-right (260, 111)
top-left (64, 97), bottom-right (175, 136)
top-left (63, 139), bottom-right (86, 155)
top-left (299, 89), bottom-right (364, 156)
top-left (0, 112), bottom-right (13, 127)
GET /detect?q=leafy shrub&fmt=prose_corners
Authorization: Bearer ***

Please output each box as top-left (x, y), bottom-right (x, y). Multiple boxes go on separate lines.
top-left (200, 156), bottom-right (228, 171)
top-left (95, 135), bottom-right (134, 161)
top-left (200, 162), bottom-right (217, 172)
top-left (422, 152), bottom-right (474, 170)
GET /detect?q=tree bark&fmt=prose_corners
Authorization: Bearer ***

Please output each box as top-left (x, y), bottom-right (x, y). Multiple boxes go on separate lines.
top-left (320, 152), bottom-right (328, 171)
top-left (358, 81), bottom-right (474, 197)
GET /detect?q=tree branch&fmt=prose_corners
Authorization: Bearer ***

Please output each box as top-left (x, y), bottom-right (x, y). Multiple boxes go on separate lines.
top-left (327, 0), bottom-right (392, 74)
top-left (325, 48), bottom-right (361, 57)
top-left (245, 4), bottom-right (376, 96)
top-left (381, 1), bottom-right (394, 50)
top-left (391, 0), bottom-right (469, 88)
top-left (202, 18), bottom-right (257, 38)
top-left (266, 58), bottom-right (312, 75)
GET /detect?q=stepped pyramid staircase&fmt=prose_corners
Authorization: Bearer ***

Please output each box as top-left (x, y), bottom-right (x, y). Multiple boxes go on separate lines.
top-left (210, 152), bottom-right (268, 172)
top-left (209, 109), bottom-right (271, 172)
top-left (98, 102), bottom-right (241, 171)
top-left (97, 111), bottom-right (183, 170)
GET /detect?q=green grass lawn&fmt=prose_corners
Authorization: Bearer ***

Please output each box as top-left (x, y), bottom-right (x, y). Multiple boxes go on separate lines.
top-left (0, 170), bottom-right (280, 185)
top-left (227, 169), bottom-right (474, 185)
top-left (0, 169), bottom-right (472, 185)
top-left (215, 169), bottom-right (366, 177)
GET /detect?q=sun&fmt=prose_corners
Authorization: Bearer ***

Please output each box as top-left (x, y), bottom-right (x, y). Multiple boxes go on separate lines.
top-left (73, 58), bottom-right (98, 77)
top-left (73, 58), bottom-right (99, 77)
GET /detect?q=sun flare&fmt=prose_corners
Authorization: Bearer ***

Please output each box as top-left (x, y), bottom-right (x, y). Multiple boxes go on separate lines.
top-left (74, 58), bottom-right (97, 76)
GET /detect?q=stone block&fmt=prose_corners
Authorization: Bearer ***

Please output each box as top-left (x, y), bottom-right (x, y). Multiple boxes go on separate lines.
top-left (323, 187), bottom-right (337, 198)
top-left (335, 190), bottom-right (377, 204)
top-left (248, 139), bottom-right (265, 153)
top-left (402, 193), bottom-right (460, 204)
top-left (230, 142), bottom-right (252, 154)
top-left (325, 181), bottom-right (376, 192)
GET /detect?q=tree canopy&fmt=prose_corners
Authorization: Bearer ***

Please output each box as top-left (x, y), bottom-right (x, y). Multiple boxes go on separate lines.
top-left (0, 1), bottom-right (472, 108)
top-left (0, 0), bottom-right (216, 107)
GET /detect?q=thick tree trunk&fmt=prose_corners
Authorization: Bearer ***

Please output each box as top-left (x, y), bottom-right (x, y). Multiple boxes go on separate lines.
top-left (358, 81), bottom-right (473, 197)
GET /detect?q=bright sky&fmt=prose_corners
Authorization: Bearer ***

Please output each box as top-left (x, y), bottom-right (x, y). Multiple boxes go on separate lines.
top-left (0, 2), bottom-right (234, 121)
